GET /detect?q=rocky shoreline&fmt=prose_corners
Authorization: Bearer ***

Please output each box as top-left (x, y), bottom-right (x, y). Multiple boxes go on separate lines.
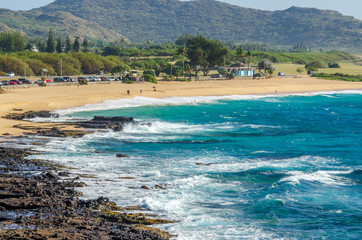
top-left (0, 111), bottom-right (175, 239)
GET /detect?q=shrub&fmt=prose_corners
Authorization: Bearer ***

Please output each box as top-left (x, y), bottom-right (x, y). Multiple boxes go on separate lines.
top-left (312, 73), bottom-right (362, 82)
top-left (296, 67), bottom-right (304, 74)
top-left (328, 62), bottom-right (341, 68)
top-left (143, 74), bottom-right (158, 84)
top-left (305, 60), bottom-right (327, 70)
top-left (143, 69), bottom-right (155, 76)
top-left (78, 78), bottom-right (88, 85)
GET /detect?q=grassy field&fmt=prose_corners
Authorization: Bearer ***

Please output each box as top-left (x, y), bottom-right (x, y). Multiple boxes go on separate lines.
top-left (274, 63), bottom-right (362, 75)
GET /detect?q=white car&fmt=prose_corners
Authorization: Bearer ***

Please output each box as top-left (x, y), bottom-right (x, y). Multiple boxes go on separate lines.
top-left (6, 72), bottom-right (15, 77)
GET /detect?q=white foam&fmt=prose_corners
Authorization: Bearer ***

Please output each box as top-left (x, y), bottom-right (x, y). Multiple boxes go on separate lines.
top-left (54, 90), bottom-right (362, 115)
top-left (279, 170), bottom-right (354, 186)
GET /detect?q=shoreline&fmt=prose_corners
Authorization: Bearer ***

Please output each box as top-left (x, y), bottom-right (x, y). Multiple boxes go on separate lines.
top-left (0, 147), bottom-right (174, 239)
top-left (1, 78), bottom-right (362, 239)
top-left (1, 77), bottom-right (362, 136)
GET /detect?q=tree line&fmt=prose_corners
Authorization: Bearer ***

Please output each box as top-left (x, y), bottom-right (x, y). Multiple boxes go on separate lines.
top-left (0, 31), bottom-right (356, 78)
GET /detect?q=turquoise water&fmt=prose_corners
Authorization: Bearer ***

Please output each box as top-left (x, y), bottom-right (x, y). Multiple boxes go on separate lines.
top-left (34, 92), bottom-right (362, 239)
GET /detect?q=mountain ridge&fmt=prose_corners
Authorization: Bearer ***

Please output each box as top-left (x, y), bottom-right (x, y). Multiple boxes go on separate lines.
top-left (1, 0), bottom-right (361, 50)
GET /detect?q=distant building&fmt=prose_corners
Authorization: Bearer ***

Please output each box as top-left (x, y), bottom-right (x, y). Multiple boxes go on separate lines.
top-left (224, 67), bottom-right (256, 76)
top-left (30, 44), bottom-right (39, 53)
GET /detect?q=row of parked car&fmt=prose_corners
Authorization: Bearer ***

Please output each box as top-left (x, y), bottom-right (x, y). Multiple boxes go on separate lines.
top-left (0, 78), bottom-right (34, 86)
top-left (0, 76), bottom-right (121, 86)
top-left (77, 76), bottom-right (117, 82)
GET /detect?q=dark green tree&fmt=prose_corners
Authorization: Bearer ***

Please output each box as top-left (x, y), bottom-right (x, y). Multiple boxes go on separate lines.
top-left (46, 29), bottom-right (56, 53)
top-left (235, 46), bottom-right (244, 63)
top-left (246, 50), bottom-right (252, 69)
top-left (186, 35), bottom-right (230, 76)
top-left (73, 37), bottom-right (81, 52)
top-left (177, 45), bottom-right (187, 77)
top-left (56, 38), bottom-right (63, 53)
top-left (103, 45), bottom-right (121, 56)
top-left (65, 35), bottom-right (72, 53)
top-left (0, 31), bottom-right (27, 52)
top-left (258, 59), bottom-right (274, 74)
top-left (82, 37), bottom-right (89, 52)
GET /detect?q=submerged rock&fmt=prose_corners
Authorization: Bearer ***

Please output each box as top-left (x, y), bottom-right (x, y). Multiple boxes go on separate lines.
top-left (76, 116), bottom-right (135, 131)
top-left (3, 110), bottom-right (59, 120)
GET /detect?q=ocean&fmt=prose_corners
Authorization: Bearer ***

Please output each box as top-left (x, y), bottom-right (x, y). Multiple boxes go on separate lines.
top-left (32, 91), bottom-right (362, 239)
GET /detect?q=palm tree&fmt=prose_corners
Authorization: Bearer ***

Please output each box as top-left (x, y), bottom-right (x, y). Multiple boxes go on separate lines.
top-left (246, 50), bottom-right (252, 69)
top-left (235, 46), bottom-right (244, 64)
top-left (177, 45), bottom-right (187, 78)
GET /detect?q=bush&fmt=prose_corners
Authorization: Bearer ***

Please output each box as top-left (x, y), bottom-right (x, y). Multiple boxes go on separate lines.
top-left (296, 67), bottom-right (304, 73)
top-left (175, 78), bottom-right (190, 82)
top-left (305, 60), bottom-right (327, 70)
top-left (312, 73), bottom-right (362, 82)
top-left (78, 78), bottom-right (88, 85)
top-left (143, 69), bottom-right (155, 76)
top-left (143, 74), bottom-right (158, 84)
top-left (328, 62), bottom-right (341, 68)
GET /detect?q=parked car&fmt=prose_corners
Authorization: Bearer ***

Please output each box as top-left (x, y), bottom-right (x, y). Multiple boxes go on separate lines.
top-left (0, 80), bottom-right (9, 86)
top-left (63, 77), bottom-right (74, 82)
top-left (9, 80), bottom-right (21, 85)
top-left (307, 71), bottom-right (316, 75)
top-left (34, 79), bottom-right (52, 85)
top-left (53, 77), bottom-right (67, 82)
top-left (278, 72), bottom-right (286, 76)
top-left (18, 78), bottom-right (32, 84)
top-left (211, 74), bottom-right (223, 78)
top-left (6, 72), bottom-right (15, 77)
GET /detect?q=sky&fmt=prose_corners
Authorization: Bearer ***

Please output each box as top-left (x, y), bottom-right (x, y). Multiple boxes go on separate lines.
top-left (0, 0), bottom-right (361, 20)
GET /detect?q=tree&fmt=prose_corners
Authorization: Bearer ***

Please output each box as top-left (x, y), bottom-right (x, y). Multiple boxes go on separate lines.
top-left (73, 37), bottom-right (81, 52)
top-left (111, 64), bottom-right (131, 78)
top-left (305, 61), bottom-right (326, 71)
top-left (246, 50), bottom-right (252, 69)
top-left (0, 31), bottom-right (27, 52)
top-left (235, 46), bottom-right (244, 63)
top-left (65, 35), bottom-right (72, 53)
top-left (82, 37), bottom-right (89, 52)
top-left (103, 45), bottom-right (121, 56)
top-left (46, 29), bottom-right (56, 53)
top-left (186, 35), bottom-right (230, 76)
top-left (177, 45), bottom-right (187, 78)
top-left (56, 38), bottom-right (63, 53)
top-left (258, 59), bottom-right (274, 74)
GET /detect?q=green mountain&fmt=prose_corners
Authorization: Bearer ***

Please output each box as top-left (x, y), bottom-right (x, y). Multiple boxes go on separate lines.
top-left (0, 8), bottom-right (125, 42)
top-left (2, 0), bottom-right (362, 50)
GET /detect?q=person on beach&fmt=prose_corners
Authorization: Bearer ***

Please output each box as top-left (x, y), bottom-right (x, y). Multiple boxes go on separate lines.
top-left (153, 86), bottom-right (156, 92)
top-left (127, 90), bottom-right (130, 95)
top-left (140, 90), bottom-right (142, 94)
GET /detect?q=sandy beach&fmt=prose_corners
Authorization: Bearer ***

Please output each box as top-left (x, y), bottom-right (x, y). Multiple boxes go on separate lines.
top-left (1, 76), bottom-right (362, 135)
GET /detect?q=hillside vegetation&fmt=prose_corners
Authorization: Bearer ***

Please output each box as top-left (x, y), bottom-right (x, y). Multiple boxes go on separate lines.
top-left (38, 0), bottom-right (362, 50)
top-left (0, 0), bottom-right (360, 50)
top-left (0, 9), bottom-right (124, 42)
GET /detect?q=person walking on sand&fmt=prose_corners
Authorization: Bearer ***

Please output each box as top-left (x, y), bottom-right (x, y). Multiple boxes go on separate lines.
top-left (127, 90), bottom-right (130, 95)
top-left (153, 86), bottom-right (156, 92)
top-left (140, 90), bottom-right (142, 95)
